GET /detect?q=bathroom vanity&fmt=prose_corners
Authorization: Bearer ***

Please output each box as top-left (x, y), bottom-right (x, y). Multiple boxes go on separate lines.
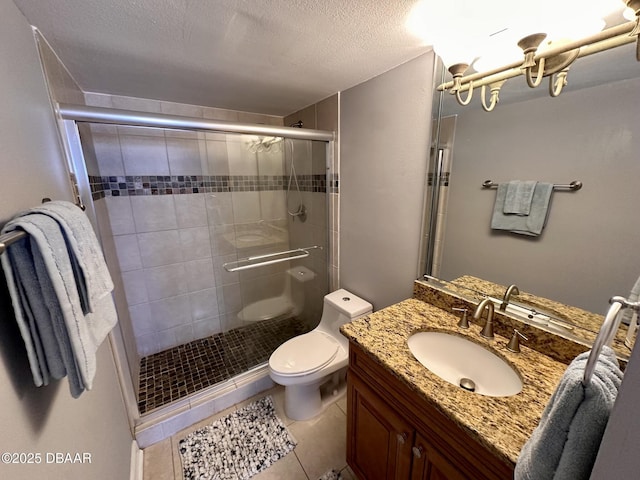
top-left (340, 280), bottom-right (591, 480)
top-left (347, 342), bottom-right (513, 479)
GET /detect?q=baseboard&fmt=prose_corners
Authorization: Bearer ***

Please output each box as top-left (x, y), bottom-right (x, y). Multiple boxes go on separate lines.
top-left (130, 440), bottom-right (144, 480)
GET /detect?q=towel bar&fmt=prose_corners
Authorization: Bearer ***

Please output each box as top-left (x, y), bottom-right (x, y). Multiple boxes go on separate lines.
top-left (482, 180), bottom-right (582, 191)
top-left (0, 230), bottom-right (27, 255)
top-left (0, 198), bottom-right (86, 255)
top-left (583, 295), bottom-right (640, 385)
top-left (223, 245), bottom-right (322, 272)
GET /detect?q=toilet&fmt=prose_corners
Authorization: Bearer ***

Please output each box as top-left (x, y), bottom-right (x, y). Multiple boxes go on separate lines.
top-left (268, 288), bottom-right (372, 420)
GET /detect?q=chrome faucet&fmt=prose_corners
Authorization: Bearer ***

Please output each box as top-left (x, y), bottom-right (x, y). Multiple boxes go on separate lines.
top-left (473, 298), bottom-right (495, 339)
top-left (500, 284), bottom-right (520, 311)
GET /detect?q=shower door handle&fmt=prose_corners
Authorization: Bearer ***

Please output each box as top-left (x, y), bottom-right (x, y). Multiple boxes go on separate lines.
top-left (223, 245), bottom-right (322, 272)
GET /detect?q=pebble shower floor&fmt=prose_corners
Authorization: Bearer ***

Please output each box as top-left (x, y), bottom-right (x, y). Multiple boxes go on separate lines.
top-left (138, 316), bottom-right (308, 414)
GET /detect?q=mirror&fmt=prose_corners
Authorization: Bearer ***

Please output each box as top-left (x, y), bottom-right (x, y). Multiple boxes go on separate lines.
top-left (418, 274), bottom-right (633, 361)
top-left (423, 25), bottom-right (640, 356)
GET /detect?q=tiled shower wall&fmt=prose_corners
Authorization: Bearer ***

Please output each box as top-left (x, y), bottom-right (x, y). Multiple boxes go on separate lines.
top-left (81, 93), bottom-right (332, 356)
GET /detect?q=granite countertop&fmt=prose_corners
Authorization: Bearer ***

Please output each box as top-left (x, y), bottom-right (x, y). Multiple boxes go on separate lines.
top-left (341, 298), bottom-right (569, 466)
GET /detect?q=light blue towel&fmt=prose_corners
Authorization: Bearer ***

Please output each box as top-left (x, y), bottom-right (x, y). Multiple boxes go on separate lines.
top-left (29, 201), bottom-right (114, 314)
top-left (0, 207), bottom-right (117, 396)
top-left (1, 215), bottom-right (89, 397)
top-left (491, 182), bottom-right (554, 236)
top-left (1, 237), bottom-right (47, 387)
top-left (9, 236), bottom-right (66, 382)
top-left (29, 234), bottom-right (86, 397)
top-left (8, 239), bottom-right (51, 385)
top-left (504, 180), bottom-right (538, 215)
top-left (514, 346), bottom-right (622, 480)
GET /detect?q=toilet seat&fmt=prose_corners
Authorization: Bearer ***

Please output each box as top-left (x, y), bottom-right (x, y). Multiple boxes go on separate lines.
top-left (269, 332), bottom-right (340, 376)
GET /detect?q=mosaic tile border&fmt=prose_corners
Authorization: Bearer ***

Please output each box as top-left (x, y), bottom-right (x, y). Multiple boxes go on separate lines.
top-left (89, 173), bottom-right (335, 200)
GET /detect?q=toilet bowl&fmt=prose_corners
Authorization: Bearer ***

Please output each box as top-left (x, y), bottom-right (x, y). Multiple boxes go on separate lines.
top-left (268, 288), bottom-right (372, 420)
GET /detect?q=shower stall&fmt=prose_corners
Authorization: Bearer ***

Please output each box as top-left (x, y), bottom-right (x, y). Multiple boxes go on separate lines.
top-left (59, 105), bottom-right (335, 419)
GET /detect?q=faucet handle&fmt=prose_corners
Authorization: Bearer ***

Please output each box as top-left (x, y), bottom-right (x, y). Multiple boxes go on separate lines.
top-left (452, 308), bottom-right (470, 329)
top-left (506, 329), bottom-right (528, 353)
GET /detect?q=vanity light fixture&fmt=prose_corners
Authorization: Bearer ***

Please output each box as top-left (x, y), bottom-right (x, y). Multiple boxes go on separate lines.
top-left (517, 33), bottom-right (548, 87)
top-left (448, 63), bottom-right (474, 105)
top-left (480, 80), bottom-right (506, 112)
top-left (628, 0), bottom-right (640, 58)
top-left (416, 0), bottom-right (640, 111)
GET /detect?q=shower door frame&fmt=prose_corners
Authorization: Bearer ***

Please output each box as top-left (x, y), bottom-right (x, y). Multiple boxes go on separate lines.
top-left (56, 103), bottom-right (336, 431)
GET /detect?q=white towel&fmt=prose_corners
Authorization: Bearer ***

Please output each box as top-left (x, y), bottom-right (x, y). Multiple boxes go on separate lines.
top-left (1, 206), bottom-right (117, 396)
top-left (515, 346), bottom-right (622, 480)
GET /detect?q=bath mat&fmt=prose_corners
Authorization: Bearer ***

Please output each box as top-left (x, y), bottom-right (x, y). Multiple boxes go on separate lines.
top-left (318, 469), bottom-right (342, 480)
top-left (178, 395), bottom-right (296, 480)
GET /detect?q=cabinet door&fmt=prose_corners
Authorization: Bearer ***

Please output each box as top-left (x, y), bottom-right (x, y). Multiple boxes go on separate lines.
top-left (348, 374), bottom-right (413, 480)
top-left (410, 433), bottom-right (469, 480)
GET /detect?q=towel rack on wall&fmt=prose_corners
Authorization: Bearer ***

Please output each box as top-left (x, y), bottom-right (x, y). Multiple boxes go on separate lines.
top-left (0, 198), bottom-right (84, 256)
top-left (583, 295), bottom-right (640, 386)
top-left (0, 197), bottom-right (50, 255)
top-left (223, 245), bottom-right (322, 273)
top-left (482, 180), bottom-right (583, 191)
top-left (0, 230), bottom-right (27, 256)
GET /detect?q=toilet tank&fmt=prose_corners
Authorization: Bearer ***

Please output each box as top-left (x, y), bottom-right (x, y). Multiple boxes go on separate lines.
top-left (318, 289), bottom-right (372, 338)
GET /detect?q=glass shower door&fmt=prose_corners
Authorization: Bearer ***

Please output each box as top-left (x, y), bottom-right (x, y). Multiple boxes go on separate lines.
top-left (216, 135), bottom-right (329, 377)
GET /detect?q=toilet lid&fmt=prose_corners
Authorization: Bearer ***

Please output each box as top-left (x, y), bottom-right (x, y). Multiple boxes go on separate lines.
top-left (269, 332), bottom-right (339, 376)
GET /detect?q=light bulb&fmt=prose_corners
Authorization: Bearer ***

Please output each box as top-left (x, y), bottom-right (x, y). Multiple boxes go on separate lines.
top-left (624, 6), bottom-right (637, 20)
top-left (433, 40), bottom-right (473, 68)
top-left (473, 45), bottom-right (522, 72)
top-left (472, 29), bottom-right (523, 72)
top-left (544, 16), bottom-right (606, 42)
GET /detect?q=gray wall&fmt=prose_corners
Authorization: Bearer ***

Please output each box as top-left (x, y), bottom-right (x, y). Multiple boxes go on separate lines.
top-left (440, 77), bottom-right (640, 315)
top-left (340, 52), bottom-right (435, 310)
top-left (0, 1), bottom-right (132, 478)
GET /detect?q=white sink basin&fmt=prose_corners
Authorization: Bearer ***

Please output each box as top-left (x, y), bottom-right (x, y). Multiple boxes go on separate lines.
top-left (407, 332), bottom-right (522, 397)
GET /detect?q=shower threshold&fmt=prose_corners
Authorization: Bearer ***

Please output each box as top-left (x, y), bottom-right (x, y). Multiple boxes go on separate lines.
top-left (137, 315), bottom-right (308, 414)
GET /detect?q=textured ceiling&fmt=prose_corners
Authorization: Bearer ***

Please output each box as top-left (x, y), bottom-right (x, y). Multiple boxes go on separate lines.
top-left (12, 1), bottom-right (638, 117)
top-left (12, 0), bottom-right (432, 116)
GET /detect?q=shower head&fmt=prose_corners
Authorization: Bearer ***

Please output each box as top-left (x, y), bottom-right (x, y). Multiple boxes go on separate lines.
top-left (289, 120), bottom-right (303, 128)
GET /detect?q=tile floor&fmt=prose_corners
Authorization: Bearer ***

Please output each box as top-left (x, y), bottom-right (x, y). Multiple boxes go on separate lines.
top-left (143, 385), bottom-right (356, 480)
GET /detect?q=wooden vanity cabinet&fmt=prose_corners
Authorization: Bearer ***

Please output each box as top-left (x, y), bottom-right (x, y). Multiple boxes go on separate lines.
top-left (349, 372), bottom-right (413, 479)
top-left (346, 342), bottom-right (514, 480)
